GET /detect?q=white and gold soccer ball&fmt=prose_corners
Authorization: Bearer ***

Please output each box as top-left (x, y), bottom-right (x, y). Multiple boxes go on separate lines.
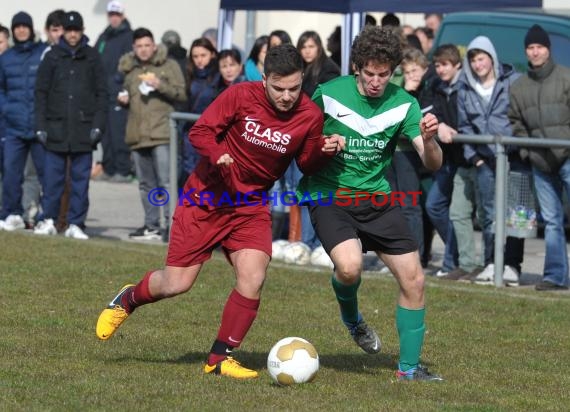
top-left (267, 337), bottom-right (319, 385)
top-left (283, 241), bottom-right (311, 265)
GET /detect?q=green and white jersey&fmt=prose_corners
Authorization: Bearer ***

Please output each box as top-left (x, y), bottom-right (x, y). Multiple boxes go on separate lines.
top-left (297, 75), bottom-right (421, 200)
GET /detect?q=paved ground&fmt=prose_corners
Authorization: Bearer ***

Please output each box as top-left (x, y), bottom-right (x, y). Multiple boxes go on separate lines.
top-left (86, 179), bottom-right (553, 287)
top-left (86, 179), bottom-right (145, 242)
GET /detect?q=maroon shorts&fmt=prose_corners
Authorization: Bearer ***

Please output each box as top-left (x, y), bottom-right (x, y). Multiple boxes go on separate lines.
top-left (166, 203), bottom-right (272, 267)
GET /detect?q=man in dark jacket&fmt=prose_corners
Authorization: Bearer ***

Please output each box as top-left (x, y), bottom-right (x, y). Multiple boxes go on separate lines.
top-left (509, 25), bottom-right (570, 291)
top-left (0, 11), bottom-right (47, 231)
top-left (33, 11), bottom-right (108, 240)
top-left (94, 0), bottom-right (133, 182)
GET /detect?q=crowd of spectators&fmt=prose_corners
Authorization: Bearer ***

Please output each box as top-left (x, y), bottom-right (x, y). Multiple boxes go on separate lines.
top-left (1, 4), bottom-right (568, 291)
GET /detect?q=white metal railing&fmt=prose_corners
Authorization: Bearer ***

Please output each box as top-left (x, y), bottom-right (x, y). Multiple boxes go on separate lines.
top-left (452, 134), bottom-right (570, 287)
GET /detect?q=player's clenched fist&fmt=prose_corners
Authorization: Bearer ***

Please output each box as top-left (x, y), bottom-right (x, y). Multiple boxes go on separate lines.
top-left (420, 113), bottom-right (439, 141)
top-left (323, 134), bottom-right (345, 153)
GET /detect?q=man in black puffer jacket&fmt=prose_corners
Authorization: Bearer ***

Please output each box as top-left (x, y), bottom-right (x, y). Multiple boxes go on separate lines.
top-left (34, 11), bottom-right (107, 240)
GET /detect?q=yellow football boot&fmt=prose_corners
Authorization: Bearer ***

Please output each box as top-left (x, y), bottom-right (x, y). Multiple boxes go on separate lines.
top-left (96, 284), bottom-right (135, 340)
top-left (203, 357), bottom-right (258, 379)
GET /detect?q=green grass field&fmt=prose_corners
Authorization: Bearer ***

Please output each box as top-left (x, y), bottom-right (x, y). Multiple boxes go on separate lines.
top-left (1, 231), bottom-right (569, 411)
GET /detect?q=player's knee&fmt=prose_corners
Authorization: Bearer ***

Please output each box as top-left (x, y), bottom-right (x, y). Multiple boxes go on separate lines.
top-left (335, 260), bottom-right (362, 283)
top-left (414, 270), bottom-right (425, 294)
top-left (400, 268), bottom-right (425, 296)
top-left (236, 271), bottom-right (266, 294)
top-left (410, 271), bottom-right (426, 297)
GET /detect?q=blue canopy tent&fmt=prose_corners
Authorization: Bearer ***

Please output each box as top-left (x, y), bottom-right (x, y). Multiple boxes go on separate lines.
top-left (218, 0), bottom-right (542, 73)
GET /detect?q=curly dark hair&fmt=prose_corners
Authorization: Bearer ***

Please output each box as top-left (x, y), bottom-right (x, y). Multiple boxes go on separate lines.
top-left (351, 25), bottom-right (402, 72)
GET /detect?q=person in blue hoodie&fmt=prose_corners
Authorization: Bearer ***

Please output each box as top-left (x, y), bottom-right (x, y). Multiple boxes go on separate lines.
top-left (0, 11), bottom-right (47, 231)
top-left (457, 36), bottom-right (524, 286)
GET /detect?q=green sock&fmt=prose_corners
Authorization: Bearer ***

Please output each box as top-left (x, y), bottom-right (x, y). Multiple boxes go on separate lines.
top-left (331, 275), bottom-right (361, 325)
top-left (396, 305), bottom-right (426, 372)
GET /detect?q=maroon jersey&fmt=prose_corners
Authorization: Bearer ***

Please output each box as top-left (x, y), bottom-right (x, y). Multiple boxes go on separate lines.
top-left (185, 81), bottom-right (330, 207)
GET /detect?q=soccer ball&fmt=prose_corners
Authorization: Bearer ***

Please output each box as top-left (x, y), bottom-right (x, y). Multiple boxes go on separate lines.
top-left (310, 245), bottom-right (334, 269)
top-left (272, 239), bottom-right (290, 260)
top-left (283, 241), bottom-right (311, 265)
top-left (267, 337), bottom-right (319, 385)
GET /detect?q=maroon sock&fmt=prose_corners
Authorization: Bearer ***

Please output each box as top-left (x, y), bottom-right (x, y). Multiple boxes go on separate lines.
top-left (207, 289), bottom-right (260, 365)
top-left (121, 270), bottom-right (158, 313)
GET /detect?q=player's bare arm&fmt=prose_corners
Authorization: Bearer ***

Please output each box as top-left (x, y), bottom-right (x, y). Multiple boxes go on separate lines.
top-left (413, 113), bottom-right (442, 171)
top-left (323, 133), bottom-right (345, 153)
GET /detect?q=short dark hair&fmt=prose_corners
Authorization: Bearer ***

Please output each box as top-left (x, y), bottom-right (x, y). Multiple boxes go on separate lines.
top-left (365, 14), bottom-right (377, 26)
top-left (433, 44), bottom-right (461, 66)
top-left (0, 24), bottom-right (9, 39)
top-left (351, 25), bottom-right (402, 71)
top-left (45, 9), bottom-right (65, 30)
top-left (467, 48), bottom-right (491, 62)
top-left (264, 44), bottom-right (303, 77)
top-left (381, 13), bottom-right (400, 27)
top-left (133, 27), bottom-right (154, 42)
top-left (218, 48), bottom-right (242, 64)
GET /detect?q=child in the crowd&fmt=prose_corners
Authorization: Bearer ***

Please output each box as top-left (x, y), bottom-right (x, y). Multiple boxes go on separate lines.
top-left (429, 44), bottom-right (478, 280)
top-left (388, 48), bottom-right (437, 269)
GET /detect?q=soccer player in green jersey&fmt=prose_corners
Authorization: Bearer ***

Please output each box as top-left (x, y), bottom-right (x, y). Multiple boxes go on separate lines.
top-left (297, 26), bottom-right (443, 381)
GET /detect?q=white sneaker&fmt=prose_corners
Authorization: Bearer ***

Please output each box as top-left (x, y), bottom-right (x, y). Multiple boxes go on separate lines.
top-left (3, 214), bottom-right (25, 231)
top-left (503, 265), bottom-right (520, 287)
top-left (65, 224), bottom-right (89, 240)
top-left (34, 219), bottom-right (57, 236)
top-left (474, 263), bottom-right (495, 285)
top-left (435, 269), bottom-right (449, 278)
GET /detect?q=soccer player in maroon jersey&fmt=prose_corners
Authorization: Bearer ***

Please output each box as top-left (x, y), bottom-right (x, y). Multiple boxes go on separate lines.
top-left (95, 44), bottom-right (344, 379)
